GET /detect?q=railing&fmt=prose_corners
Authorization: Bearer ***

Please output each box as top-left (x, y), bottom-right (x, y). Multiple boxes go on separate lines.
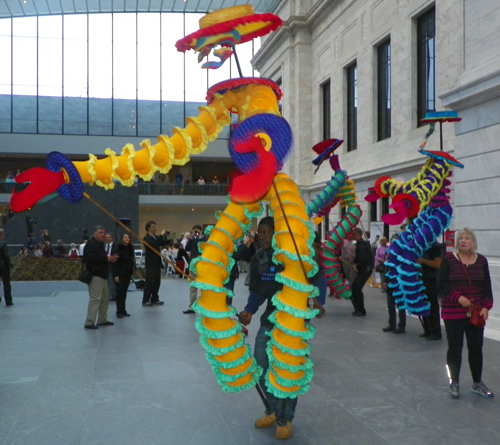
top-left (137, 182), bottom-right (228, 196)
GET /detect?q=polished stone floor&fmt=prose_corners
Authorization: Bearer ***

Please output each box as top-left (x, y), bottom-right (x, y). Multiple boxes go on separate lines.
top-left (1, 276), bottom-right (499, 445)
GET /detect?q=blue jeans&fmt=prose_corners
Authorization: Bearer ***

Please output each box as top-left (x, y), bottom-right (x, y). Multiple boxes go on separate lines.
top-left (254, 326), bottom-right (297, 422)
top-left (311, 271), bottom-right (327, 306)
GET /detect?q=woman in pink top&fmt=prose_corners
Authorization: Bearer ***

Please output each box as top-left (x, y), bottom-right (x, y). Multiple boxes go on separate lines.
top-left (437, 228), bottom-right (493, 399)
top-left (374, 237), bottom-right (388, 291)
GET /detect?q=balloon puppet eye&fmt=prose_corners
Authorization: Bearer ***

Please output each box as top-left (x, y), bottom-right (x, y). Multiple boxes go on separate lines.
top-left (255, 132), bottom-right (272, 152)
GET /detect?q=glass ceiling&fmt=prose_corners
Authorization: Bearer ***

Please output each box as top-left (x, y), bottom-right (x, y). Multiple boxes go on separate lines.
top-left (0, 0), bottom-right (281, 18)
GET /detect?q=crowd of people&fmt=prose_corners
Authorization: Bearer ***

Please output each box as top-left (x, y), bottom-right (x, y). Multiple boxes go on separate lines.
top-left (0, 220), bottom-right (494, 440)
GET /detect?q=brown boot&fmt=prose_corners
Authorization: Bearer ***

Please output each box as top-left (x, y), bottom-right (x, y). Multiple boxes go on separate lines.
top-left (254, 413), bottom-right (276, 428)
top-left (276, 421), bottom-right (292, 440)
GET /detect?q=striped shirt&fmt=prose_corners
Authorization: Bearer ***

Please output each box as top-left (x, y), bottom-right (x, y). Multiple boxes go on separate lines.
top-left (437, 252), bottom-right (493, 320)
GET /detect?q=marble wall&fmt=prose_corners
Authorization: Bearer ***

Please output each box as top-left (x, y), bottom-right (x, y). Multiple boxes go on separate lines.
top-left (254, 0), bottom-right (461, 228)
top-left (255, 0), bottom-right (500, 326)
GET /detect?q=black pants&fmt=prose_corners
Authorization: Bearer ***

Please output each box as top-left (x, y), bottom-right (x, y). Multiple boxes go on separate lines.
top-left (116, 275), bottom-right (131, 314)
top-left (444, 318), bottom-right (484, 383)
top-left (422, 280), bottom-right (441, 336)
top-left (143, 267), bottom-right (161, 303)
top-left (351, 269), bottom-right (372, 314)
top-left (387, 287), bottom-right (406, 329)
top-left (1, 269), bottom-right (12, 305)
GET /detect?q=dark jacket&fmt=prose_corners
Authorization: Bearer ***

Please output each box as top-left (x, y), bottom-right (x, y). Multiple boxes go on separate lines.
top-left (229, 243), bottom-right (249, 282)
top-left (354, 239), bottom-right (374, 272)
top-left (143, 234), bottom-right (169, 268)
top-left (83, 237), bottom-right (109, 279)
top-left (111, 243), bottom-right (135, 279)
top-left (244, 247), bottom-right (284, 329)
top-left (185, 234), bottom-right (207, 260)
top-left (0, 240), bottom-right (11, 271)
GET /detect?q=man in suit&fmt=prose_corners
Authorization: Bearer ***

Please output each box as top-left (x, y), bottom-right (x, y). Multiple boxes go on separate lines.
top-left (105, 234), bottom-right (117, 301)
top-left (142, 221), bottom-right (170, 306)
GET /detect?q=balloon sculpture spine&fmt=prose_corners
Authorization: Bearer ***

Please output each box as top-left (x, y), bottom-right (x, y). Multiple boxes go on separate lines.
top-left (366, 111), bottom-right (464, 316)
top-left (10, 5), bottom-right (326, 400)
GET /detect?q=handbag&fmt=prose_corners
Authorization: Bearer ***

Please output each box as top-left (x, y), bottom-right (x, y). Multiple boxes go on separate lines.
top-left (376, 263), bottom-right (385, 273)
top-left (469, 303), bottom-right (485, 327)
top-left (456, 254), bottom-right (485, 327)
top-left (78, 269), bottom-right (92, 284)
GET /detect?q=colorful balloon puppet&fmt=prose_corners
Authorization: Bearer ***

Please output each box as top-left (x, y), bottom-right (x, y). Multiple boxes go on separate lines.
top-left (366, 111), bottom-right (463, 315)
top-left (10, 6), bottom-right (322, 399)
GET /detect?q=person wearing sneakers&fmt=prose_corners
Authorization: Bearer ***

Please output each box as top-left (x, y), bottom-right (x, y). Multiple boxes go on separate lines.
top-left (83, 226), bottom-right (118, 329)
top-left (437, 228), bottom-right (494, 399)
top-left (239, 217), bottom-right (294, 440)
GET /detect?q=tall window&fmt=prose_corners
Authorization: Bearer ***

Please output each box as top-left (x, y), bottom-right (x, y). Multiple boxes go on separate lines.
top-left (346, 63), bottom-right (357, 151)
top-left (377, 39), bottom-right (391, 141)
top-left (417, 7), bottom-right (436, 126)
top-left (370, 201), bottom-right (377, 222)
top-left (322, 79), bottom-right (331, 140)
top-left (0, 13), bottom-right (259, 137)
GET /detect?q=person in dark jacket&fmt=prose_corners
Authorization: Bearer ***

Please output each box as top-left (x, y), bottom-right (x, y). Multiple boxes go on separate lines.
top-left (350, 227), bottom-right (374, 316)
top-left (142, 220), bottom-right (170, 306)
top-left (183, 224), bottom-right (207, 314)
top-left (83, 226), bottom-right (118, 329)
top-left (0, 228), bottom-right (13, 306)
top-left (111, 233), bottom-right (135, 318)
top-left (239, 217), bottom-right (295, 440)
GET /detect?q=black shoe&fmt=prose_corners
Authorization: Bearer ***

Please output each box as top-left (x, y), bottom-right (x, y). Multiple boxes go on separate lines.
top-left (382, 325), bottom-right (394, 332)
top-left (142, 302), bottom-right (153, 307)
top-left (109, 298), bottom-right (116, 301)
top-left (183, 309), bottom-right (195, 314)
top-left (117, 313), bottom-right (124, 319)
top-left (426, 334), bottom-right (442, 341)
top-left (98, 320), bottom-right (114, 326)
top-left (419, 332), bottom-right (430, 338)
top-left (122, 312), bottom-right (131, 317)
top-left (152, 300), bottom-right (164, 305)
top-left (84, 324), bottom-right (98, 330)
top-left (352, 311), bottom-right (366, 317)
top-left (393, 328), bottom-right (405, 334)
top-left (6, 303), bottom-right (14, 306)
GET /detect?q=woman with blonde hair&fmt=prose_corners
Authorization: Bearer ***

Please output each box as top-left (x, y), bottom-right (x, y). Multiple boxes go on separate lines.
top-left (437, 228), bottom-right (494, 399)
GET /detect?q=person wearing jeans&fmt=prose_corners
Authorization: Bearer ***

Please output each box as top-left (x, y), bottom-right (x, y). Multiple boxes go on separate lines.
top-left (239, 217), bottom-right (295, 440)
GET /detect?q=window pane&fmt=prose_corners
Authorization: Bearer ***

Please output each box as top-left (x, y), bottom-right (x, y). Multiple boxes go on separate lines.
top-left (161, 13), bottom-right (184, 103)
top-left (39, 16), bottom-right (63, 97)
top-left (377, 39), bottom-right (391, 141)
top-left (0, 95), bottom-right (11, 132)
top-left (137, 13), bottom-right (161, 101)
top-left (39, 96), bottom-right (62, 134)
top-left (64, 97), bottom-right (87, 134)
top-left (184, 13), bottom-right (208, 103)
top-left (322, 80), bottom-right (331, 140)
top-left (347, 63), bottom-right (358, 151)
top-left (89, 98), bottom-right (112, 135)
top-left (138, 99), bottom-right (160, 137)
top-left (417, 8), bottom-right (436, 126)
top-left (113, 98), bottom-right (137, 136)
top-left (0, 32), bottom-right (11, 95)
top-left (63, 15), bottom-right (87, 98)
top-left (12, 17), bottom-right (37, 95)
top-left (13, 95), bottom-right (36, 133)
top-left (89, 14), bottom-right (112, 99)
top-left (113, 13), bottom-right (137, 100)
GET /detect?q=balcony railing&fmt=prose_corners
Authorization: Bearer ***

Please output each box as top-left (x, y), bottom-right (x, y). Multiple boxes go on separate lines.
top-left (137, 183), bottom-right (228, 196)
top-left (0, 179), bottom-right (228, 197)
